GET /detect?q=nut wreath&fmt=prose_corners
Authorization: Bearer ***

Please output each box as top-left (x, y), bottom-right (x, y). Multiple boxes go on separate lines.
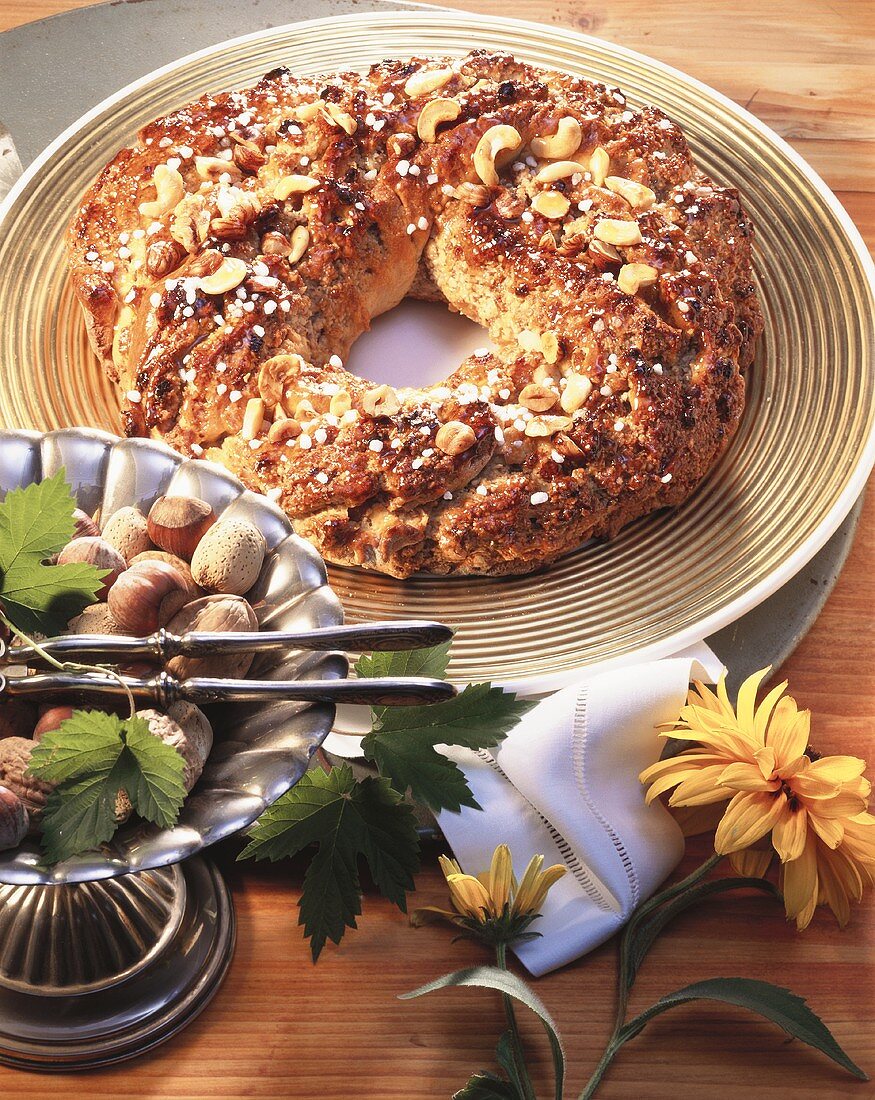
top-left (66, 50), bottom-right (762, 578)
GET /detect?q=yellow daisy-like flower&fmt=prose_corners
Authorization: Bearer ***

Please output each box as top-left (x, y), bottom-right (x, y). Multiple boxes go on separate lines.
top-left (640, 668), bottom-right (875, 929)
top-left (412, 844), bottom-right (566, 946)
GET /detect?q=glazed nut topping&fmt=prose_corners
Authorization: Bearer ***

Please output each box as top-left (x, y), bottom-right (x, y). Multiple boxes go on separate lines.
top-left (534, 160), bottom-right (588, 184)
top-left (404, 67), bottom-right (454, 98)
top-left (473, 125), bottom-right (522, 188)
top-left (435, 420), bottom-right (477, 455)
top-left (267, 417), bottom-right (302, 444)
top-left (416, 98), bottom-right (462, 143)
top-left (617, 262), bottom-right (659, 295)
top-left (288, 225), bottom-right (310, 265)
top-left (531, 190), bottom-right (571, 219)
top-left (292, 102), bottom-right (322, 122)
top-left (519, 382), bottom-right (558, 412)
top-left (525, 414), bottom-right (573, 437)
top-left (362, 384), bottom-right (401, 417)
top-left (329, 391), bottom-right (352, 416)
top-left (560, 372), bottom-right (593, 414)
top-left (196, 256), bottom-right (248, 295)
top-left (145, 238), bottom-right (184, 278)
top-left (138, 164), bottom-right (184, 218)
top-left (323, 102), bottom-right (357, 136)
top-left (274, 175), bottom-right (320, 200)
top-left (194, 156), bottom-right (242, 182)
top-left (530, 116), bottom-right (582, 160)
top-left (540, 331), bottom-right (560, 364)
top-left (605, 176), bottom-right (657, 210)
top-left (594, 218), bottom-right (643, 247)
top-left (589, 239), bottom-right (622, 262)
top-left (261, 231), bottom-right (292, 257)
top-left (589, 146), bottom-right (611, 187)
top-left (232, 137), bottom-right (266, 173)
top-left (455, 181), bottom-right (491, 206)
top-left (241, 397), bottom-right (265, 441)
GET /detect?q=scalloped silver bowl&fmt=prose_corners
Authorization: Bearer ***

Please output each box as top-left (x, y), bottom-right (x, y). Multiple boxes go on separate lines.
top-left (0, 427), bottom-right (345, 887)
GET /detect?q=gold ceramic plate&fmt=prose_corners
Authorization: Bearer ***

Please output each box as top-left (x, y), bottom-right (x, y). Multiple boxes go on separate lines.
top-left (0, 12), bottom-right (873, 690)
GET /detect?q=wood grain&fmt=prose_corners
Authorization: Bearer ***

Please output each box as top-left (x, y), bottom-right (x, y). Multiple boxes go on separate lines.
top-left (0, 0), bottom-right (872, 1095)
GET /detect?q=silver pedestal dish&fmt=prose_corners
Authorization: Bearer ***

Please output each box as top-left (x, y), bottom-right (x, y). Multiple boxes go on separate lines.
top-left (0, 427), bottom-right (346, 1069)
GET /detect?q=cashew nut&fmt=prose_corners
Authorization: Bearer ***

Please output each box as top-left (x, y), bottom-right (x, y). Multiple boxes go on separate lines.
top-left (594, 218), bottom-right (643, 247)
top-left (617, 263), bottom-right (659, 295)
top-left (605, 176), bottom-right (657, 210)
top-left (274, 175), bottom-right (321, 201)
top-left (194, 156), bottom-right (242, 182)
top-left (139, 164), bottom-right (185, 218)
top-left (197, 256), bottom-right (248, 295)
top-left (404, 67), bottom-right (454, 98)
top-left (534, 160), bottom-right (588, 184)
top-left (323, 102), bottom-right (357, 136)
top-left (416, 97), bottom-right (462, 143)
top-left (473, 125), bottom-right (522, 188)
top-left (530, 116), bottom-right (582, 161)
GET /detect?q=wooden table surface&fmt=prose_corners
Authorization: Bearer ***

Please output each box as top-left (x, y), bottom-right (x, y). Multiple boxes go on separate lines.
top-left (0, 0), bottom-right (872, 1095)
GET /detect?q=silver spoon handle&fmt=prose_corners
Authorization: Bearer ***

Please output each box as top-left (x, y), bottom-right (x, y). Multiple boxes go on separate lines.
top-left (0, 620), bottom-right (453, 667)
top-left (0, 671), bottom-right (455, 709)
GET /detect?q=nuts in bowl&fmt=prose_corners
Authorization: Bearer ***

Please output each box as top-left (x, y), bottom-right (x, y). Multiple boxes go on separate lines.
top-left (0, 427), bottom-right (343, 885)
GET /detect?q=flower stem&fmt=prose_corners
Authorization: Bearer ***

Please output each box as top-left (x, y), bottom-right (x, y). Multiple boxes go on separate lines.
top-left (580, 852), bottom-right (724, 1099)
top-left (496, 941), bottom-right (537, 1100)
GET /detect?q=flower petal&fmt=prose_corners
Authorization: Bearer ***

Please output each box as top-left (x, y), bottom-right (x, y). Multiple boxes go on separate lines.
top-left (718, 761), bottom-right (779, 793)
top-left (766, 699), bottom-right (809, 764)
top-left (781, 833), bottom-right (818, 925)
top-left (667, 766), bottom-right (737, 807)
top-left (488, 844), bottom-right (513, 912)
top-left (671, 802), bottom-right (727, 837)
top-left (714, 790), bottom-right (786, 854)
top-left (805, 755), bottom-right (867, 783)
top-left (729, 847), bottom-right (773, 877)
top-left (773, 807), bottom-right (808, 862)
top-left (754, 680), bottom-right (788, 743)
top-left (735, 667), bottom-right (772, 742)
top-left (808, 812), bottom-right (845, 849)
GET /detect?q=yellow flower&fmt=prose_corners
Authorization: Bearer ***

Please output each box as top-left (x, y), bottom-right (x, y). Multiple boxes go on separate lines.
top-left (413, 844), bottom-right (566, 945)
top-left (640, 668), bottom-right (875, 929)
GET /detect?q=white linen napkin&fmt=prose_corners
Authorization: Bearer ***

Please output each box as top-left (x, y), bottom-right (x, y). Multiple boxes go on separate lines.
top-left (434, 653), bottom-right (720, 976)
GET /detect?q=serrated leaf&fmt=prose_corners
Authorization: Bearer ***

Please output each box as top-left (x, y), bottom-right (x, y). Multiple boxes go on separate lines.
top-left (355, 639), bottom-right (452, 682)
top-left (122, 716), bottom-right (187, 827)
top-left (620, 978), bottom-right (867, 1081)
top-left (400, 966), bottom-right (565, 1100)
top-left (453, 1071), bottom-right (519, 1100)
top-left (362, 684), bottom-right (534, 813)
top-left (28, 709), bottom-right (187, 863)
top-left (0, 469), bottom-right (77, 568)
top-left (38, 755), bottom-right (129, 864)
top-left (0, 559), bottom-right (105, 636)
top-left (494, 1031), bottom-right (529, 1099)
top-left (240, 764), bottom-right (420, 960)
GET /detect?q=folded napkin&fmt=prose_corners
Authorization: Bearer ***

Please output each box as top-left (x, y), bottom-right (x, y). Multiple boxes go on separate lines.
top-left (434, 653), bottom-right (719, 976)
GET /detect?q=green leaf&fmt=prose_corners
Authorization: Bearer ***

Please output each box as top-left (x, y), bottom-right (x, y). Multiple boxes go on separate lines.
top-left (121, 716), bottom-right (187, 828)
top-left (0, 470), bottom-right (105, 635)
top-left (0, 559), bottom-right (106, 636)
top-left (362, 683), bottom-right (535, 813)
top-left (454, 1071), bottom-right (520, 1100)
top-left (622, 877), bottom-right (782, 992)
top-left (355, 639), bottom-right (452, 682)
top-left (620, 978), bottom-right (867, 1081)
top-left (400, 966), bottom-right (566, 1100)
top-left (0, 470), bottom-right (78, 567)
top-left (240, 764), bottom-right (420, 960)
top-left (28, 709), bottom-right (187, 863)
top-left (494, 1031), bottom-right (529, 1100)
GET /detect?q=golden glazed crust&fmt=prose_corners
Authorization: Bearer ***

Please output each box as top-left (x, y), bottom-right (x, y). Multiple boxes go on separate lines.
top-left (66, 51), bottom-right (762, 577)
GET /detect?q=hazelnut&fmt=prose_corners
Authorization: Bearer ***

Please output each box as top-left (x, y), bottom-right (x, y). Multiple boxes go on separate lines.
top-left (146, 496), bottom-right (216, 561)
top-left (129, 550), bottom-right (198, 588)
top-left (102, 506), bottom-right (153, 562)
top-left (67, 603), bottom-right (124, 635)
top-left (190, 519), bottom-right (266, 596)
top-left (0, 786), bottom-right (29, 851)
top-left (72, 508), bottom-right (100, 540)
top-left (108, 560), bottom-right (196, 634)
top-left (137, 705), bottom-right (213, 792)
top-left (0, 737), bottom-right (54, 823)
top-left (166, 594), bottom-right (258, 679)
top-left (33, 706), bottom-right (74, 743)
top-left (57, 536), bottom-right (126, 600)
top-left (0, 699), bottom-right (37, 740)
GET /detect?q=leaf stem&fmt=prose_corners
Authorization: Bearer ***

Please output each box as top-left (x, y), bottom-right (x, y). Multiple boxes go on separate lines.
top-left (496, 941), bottom-right (537, 1100)
top-left (0, 611), bottom-right (137, 719)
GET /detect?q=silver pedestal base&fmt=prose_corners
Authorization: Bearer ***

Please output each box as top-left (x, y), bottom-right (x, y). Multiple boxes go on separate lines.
top-left (0, 856), bottom-right (234, 1071)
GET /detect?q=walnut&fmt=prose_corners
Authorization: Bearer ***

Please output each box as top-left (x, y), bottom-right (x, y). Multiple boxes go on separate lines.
top-left (137, 706), bottom-right (213, 792)
top-left (170, 192), bottom-right (213, 253)
top-left (0, 737), bottom-right (54, 822)
top-left (165, 594), bottom-right (258, 680)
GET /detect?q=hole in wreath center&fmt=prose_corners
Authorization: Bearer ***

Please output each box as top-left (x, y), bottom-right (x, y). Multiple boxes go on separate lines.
top-left (344, 299), bottom-right (494, 389)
